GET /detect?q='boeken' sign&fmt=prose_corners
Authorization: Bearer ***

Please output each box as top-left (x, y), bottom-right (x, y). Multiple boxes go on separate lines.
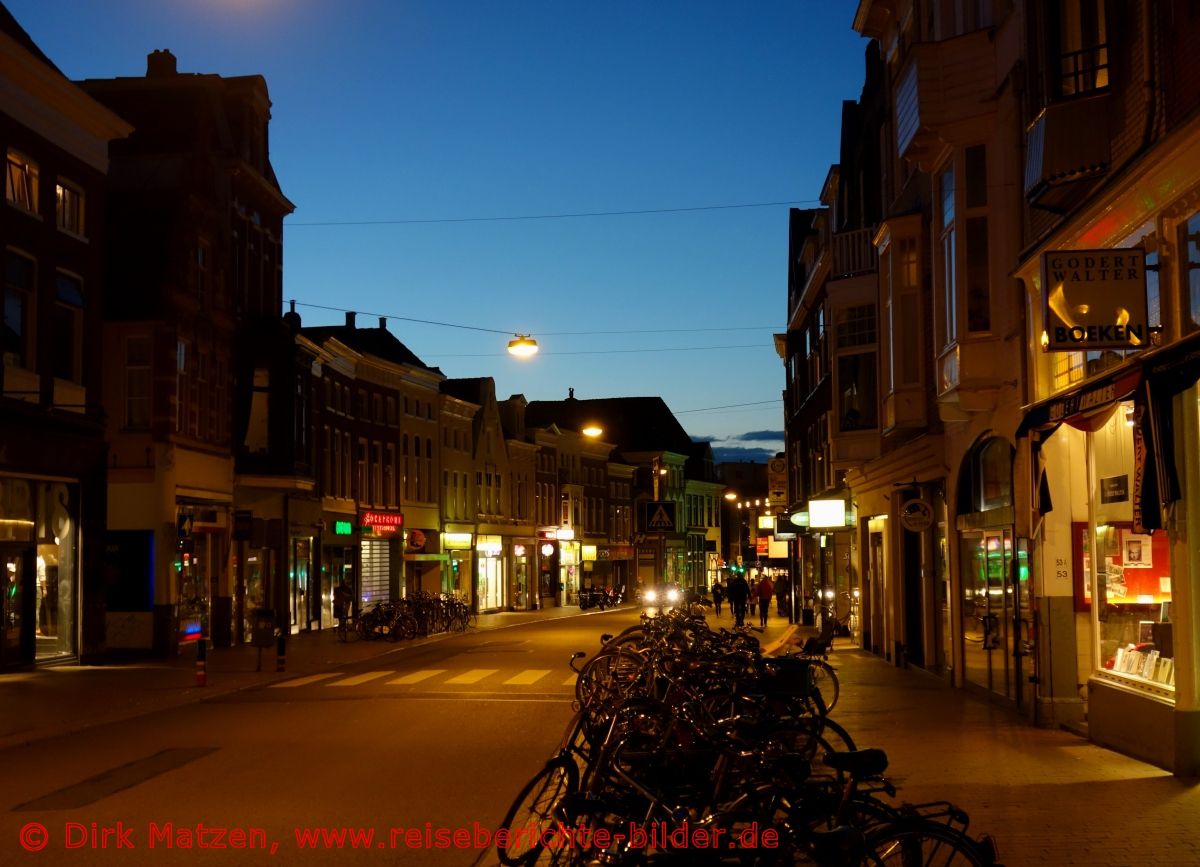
top-left (1041, 248), bottom-right (1148, 351)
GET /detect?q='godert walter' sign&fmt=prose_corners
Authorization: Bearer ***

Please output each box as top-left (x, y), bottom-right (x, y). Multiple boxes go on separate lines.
top-left (1041, 248), bottom-right (1149, 351)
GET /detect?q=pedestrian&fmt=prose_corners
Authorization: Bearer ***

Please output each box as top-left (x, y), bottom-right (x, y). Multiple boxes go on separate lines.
top-left (748, 578), bottom-right (758, 620)
top-left (711, 579), bottom-right (725, 616)
top-left (333, 578), bottom-right (352, 637)
top-left (727, 573), bottom-right (750, 627)
top-left (756, 573), bottom-right (775, 628)
top-left (776, 577), bottom-right (789, 618)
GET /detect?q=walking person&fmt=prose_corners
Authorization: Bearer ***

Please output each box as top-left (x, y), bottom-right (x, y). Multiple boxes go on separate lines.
top-left (748, 578), bottom-right (758, 621)
top-left (756, 573), bottom-right (775, 629)
top-left (727, 572), bottom-right (750, 627)
top-left (333, 578), bottom-right (352, 640)
top-left (711, 579), bottom-right (725, 616)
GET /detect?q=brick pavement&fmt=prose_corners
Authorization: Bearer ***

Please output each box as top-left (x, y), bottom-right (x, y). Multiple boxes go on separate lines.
top-left (817, 635), bottom-right (1200, 866)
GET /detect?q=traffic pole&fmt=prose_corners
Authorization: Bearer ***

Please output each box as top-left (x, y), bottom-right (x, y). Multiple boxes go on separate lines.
top-left (195, 638), bottom-right (207, 687)
top-left (276, 632), bottom-right (286, 672)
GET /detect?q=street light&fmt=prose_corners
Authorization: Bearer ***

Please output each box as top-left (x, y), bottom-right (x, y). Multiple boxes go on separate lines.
top-left (507, 334), bottom-right (539, 357)
top-left (581, 424), bottom-right (603, 437)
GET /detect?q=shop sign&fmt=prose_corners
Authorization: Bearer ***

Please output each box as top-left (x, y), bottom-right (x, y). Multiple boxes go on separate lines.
top-left (582, 545), bottom-right (597, 561)
top-left (767, 458), bottom-right (788, 509)
top-left (1041, 248), bottom-right (1148, 351)
top-left (1100, 475), bottom-right (1129, 504)
top-left (899, 498), bottom-right (935, 533)
top-left (755, 538), bottom-right (769, 556)
top-left (361, 511), bottom-right (403, 535)
top-left (808, 499), bottom-right (847, 528)
top-left (333, 520), bottom-right (353, 536)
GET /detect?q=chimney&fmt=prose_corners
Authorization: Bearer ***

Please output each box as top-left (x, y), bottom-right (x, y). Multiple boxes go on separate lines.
top-left (379, 317), bottom-right (387, 331)
top-left (345, 311), bottom-right (356, 329)
top-left (146, 49), bottom-right (177, 78)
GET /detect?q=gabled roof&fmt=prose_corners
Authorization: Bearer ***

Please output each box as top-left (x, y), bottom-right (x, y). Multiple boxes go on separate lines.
top-left (301, 323), bottom-right (438, 373)
top-left (0, 3), bottom-right (60, 73)
top-left (525, 396), bottom-right (695, 455)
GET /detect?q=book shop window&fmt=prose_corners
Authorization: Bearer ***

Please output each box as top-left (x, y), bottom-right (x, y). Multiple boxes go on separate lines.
top-left (1073, 400), bottom-right (1175, 698)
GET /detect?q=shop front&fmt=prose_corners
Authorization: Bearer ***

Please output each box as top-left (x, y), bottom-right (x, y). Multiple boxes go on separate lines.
top-left (359, 510), bottom-right (403, 611)
top-left (475, 535), bottom-right (505, 612)
top-left (1, 477), bottom-right (80, 668)
top-left (510, 542), bottom-right (534, 610)
top-left (559, 539), bottom-right (581, 606)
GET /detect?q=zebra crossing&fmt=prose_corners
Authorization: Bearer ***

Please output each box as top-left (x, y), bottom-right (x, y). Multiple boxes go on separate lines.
top-left (268, 667), bottom-right (578, 691)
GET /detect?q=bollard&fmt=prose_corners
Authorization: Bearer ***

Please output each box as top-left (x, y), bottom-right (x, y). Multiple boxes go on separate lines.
top-left (195, 638), bottom-right (207, 687)
top-left (276, 632), bottom-right (286, 672)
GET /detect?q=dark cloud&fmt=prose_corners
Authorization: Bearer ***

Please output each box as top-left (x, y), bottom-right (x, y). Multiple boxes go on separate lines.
top-left (711, 445), bottom-right (777, 463)
top-left (735, 430), bottom-right (785, 442)
top-left (691, 435), bottom-right (720, 443)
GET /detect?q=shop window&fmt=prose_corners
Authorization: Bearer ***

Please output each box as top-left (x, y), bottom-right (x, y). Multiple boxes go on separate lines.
top-left (1073, 522), bottom-right (1174, 691)
top-left (6, 149), bottom-right (38, 214)
top-left (3, 251), bottom-right (35, 368)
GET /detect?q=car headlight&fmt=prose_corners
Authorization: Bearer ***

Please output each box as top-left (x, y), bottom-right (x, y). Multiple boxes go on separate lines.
top-left (644, 590), bottom-right (657, 603)
top-left (667, 589), bottom-right (680, 602)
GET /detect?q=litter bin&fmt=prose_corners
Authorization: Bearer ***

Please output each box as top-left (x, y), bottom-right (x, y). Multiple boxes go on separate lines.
top-left (251, 608), bottom-right (276, 648)
top-left (801, 607), bottom-right (815, 627)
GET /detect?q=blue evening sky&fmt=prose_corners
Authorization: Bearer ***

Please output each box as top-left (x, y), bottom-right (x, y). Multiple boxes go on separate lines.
top-left (9, 0), bottom-right (867, 462)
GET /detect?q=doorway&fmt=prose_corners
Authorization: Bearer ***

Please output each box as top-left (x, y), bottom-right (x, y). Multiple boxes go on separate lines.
top-left (2, 546), bottom-right (35, 668)
top-left (960, 528), bottom-right (1028, 706)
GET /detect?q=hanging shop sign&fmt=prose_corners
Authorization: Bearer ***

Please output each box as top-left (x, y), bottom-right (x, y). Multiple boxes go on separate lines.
top-left (1041, 248), bottom-right (1148, 351)
top-left (899, 498), bottom-right (935, 533)
top-left (406, 528), bottom-right (427, 551)
top-left (767, 458), bottom-right (788, 509)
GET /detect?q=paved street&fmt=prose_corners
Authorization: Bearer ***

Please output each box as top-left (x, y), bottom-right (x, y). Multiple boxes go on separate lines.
top-left (2, 609), bottom-right (1200, 865)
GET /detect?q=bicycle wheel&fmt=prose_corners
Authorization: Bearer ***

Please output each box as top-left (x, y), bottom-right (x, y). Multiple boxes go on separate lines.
top-left (496, 758), bottom-right (578, 866)
top-left (810, 660), bottom-right (840, 712)
top-left (866, 820), bottom-right (991, 866)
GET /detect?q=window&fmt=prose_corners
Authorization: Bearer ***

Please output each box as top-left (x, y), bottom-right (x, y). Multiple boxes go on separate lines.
top-left (196, 239), bottom-right (210, 309)
top-left (6, 150), bottom-right (38, 213)
top-left (1185, 213), bottom-right (1200, 332)
top-left (53, 272), bottom-right (84, 383)
top-left (125, 336), bottom-right (151, 429)
top-left (1057, 0), bottom-right (1108, 98)
top-left (55, 180), bottom-right (85, 237)
top-left (3, 251), bottom-right (35, 368)
top-left (964, 145), bottom-right (990, 333)
top-left (939, 165), bottom-right (957, 347)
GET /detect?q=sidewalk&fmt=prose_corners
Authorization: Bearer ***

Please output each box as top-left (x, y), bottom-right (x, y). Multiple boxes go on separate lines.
top-left (805, 631), bottom-right (1200, 866)
top-left (0, 602), bottom-right (623, 752)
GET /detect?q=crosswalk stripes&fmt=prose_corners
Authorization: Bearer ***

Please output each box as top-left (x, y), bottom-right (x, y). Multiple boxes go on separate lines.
top-left (503, 669), bottom-right (550, 686)
top-left (387, 669), bottom-right (447, 685)
top-left (270, 668), bottom-right (577, 690)
top-left (328, 671), bottom-right (395, 687)
top-left (269, 673), bottom-right (340, 688)
top-left (444, 669), bottom-right (499, 685)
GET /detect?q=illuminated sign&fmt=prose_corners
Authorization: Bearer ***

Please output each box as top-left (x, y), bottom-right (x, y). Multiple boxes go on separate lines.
top-left (443, 532), bottom-right (472, 548)
top-left (555, 527), bottom-right (575, 540)
top-left (1041, 248), bottom-right (1148, 350)
top-left (361, 511), bottom-right (404, 528)
top-left (582, 545), bottom-right (597, 561)
top-left (757, 515), bottom-right (776, 531)
top-left (809, 499), bottom-right (847, 528)
top-left (333, 520), bottom-right (353, 536)
top-left (540, 542), bottom-right (555, 556)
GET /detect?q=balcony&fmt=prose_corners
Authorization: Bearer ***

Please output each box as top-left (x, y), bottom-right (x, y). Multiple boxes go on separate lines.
top-left (895, 29), bottom-right (997, 168)
top-left (1024, 92), bottom-right (1111, 211)
top-left (830, 227), bottom-right (878, 280)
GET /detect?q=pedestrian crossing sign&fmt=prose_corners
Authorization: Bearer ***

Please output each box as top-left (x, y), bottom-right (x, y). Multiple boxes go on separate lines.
top-left (645, 500), bottom-right (676, 531)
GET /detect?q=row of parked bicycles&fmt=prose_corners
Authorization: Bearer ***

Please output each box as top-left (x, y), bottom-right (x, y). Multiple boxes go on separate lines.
top-left (497, 608), bottom-right (1001, 865)
top-left (336, 590), bottom-right (476, 642)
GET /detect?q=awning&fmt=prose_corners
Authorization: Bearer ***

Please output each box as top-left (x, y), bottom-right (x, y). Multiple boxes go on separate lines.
top-left (1015, 364), bottom-right (1141, 439)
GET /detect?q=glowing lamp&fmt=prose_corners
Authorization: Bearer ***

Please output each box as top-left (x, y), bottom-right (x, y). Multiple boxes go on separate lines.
top-left (507, 334), bottom-right (539, 357)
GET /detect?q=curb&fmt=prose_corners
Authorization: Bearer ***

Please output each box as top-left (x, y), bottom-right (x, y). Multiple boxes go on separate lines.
top-left (760, 624), bottom-right (802, 656)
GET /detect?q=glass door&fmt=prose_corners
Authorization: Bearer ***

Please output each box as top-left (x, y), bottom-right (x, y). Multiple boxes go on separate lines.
top-left (2, 547), bottom-right (35, 668)
top-left (961, 529), bottom-right (1020, 702)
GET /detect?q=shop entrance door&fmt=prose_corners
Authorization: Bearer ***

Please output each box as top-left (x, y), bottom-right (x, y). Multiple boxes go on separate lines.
top-left (960, 529), bottom-right (1024, 704)
top-left (1, 546), bottom-right (35, 668)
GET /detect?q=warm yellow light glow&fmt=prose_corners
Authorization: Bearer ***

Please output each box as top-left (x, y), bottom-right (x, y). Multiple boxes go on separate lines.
top-left (507, 334), bottom-right (539, 357)
top-left (582, 424), bottom-right (603, 437)
top-left (724, 490), bottom-right (738, 501)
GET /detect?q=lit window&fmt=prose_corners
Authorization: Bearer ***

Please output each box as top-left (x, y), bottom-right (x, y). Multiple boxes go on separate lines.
top-left (6, 149), bottom-right (39, 214)
top-left (55, 180), bottom-right (85, 237)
